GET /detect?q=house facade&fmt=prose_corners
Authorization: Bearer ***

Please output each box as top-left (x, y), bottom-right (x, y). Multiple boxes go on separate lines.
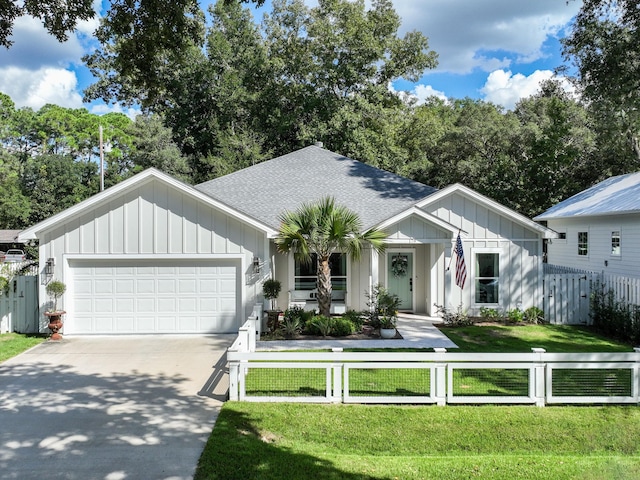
top-left (535, 172), bottom-right (640, 278)
top-left (19, 145), bottom-right (554, 335)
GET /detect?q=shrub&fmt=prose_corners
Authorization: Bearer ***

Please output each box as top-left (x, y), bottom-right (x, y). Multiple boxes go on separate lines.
top-left (523, 306), bottom-right (544, 324)
top-left (331, 318), bottom-right (355, 337)
top-left (434, 303), bottom-right (472, 326)
top-left (479, 307), bottom-right (502, 321)
top-left (506, 308), bottom-right (524, 323)
top-left (262, 279), bottom-right (281, 309)
top-left (307, 315), bottom-right (333, 337)
top-left (342, 309), bottom-right (365, 330)
top-left (590, 281), bottom-right (640, 345)
top-left (46, 280), bottom-right (67, 312)
top-left (281, 317), bottom-right (302, 338)
top-left (365, 284), bottom-right (401, 328)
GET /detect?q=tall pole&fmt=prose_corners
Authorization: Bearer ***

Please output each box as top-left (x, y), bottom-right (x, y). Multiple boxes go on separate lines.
top-left (99, 125), bottom-right (104, 191)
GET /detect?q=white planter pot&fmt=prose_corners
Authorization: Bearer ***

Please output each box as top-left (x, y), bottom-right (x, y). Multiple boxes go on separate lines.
top-left (380, 327), bottom-right (396, 339)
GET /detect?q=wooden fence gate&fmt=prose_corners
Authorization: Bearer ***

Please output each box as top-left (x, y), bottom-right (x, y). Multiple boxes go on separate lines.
top-left (543, 266), bottom-right (640, 325)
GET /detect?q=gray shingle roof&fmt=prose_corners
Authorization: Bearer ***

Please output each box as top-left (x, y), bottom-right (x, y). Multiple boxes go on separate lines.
top-left (535, 171), bottom-right (640, 220)
top-left (195, 145), bottom-right (437, 230)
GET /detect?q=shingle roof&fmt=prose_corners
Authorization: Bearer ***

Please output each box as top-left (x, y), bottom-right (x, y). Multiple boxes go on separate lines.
top-left (195, 145), bottom-right (437, 230)
top-left (534, 171), bottom-right (640, 220)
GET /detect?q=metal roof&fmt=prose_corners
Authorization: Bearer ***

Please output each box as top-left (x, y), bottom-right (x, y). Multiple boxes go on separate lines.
top-left (195, 145), bottom-right (438, 231)
top-left (534, 171), bottom-right (640, 220)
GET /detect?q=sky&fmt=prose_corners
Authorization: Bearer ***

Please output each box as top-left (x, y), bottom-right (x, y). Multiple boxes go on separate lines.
top-left (0, 0), bottom-right (582, 116)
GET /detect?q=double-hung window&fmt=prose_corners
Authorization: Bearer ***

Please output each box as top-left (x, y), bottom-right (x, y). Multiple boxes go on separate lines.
top-left (475, 252), bottom-right (499, 304)
top-left (294, 253), bottom-right (346, 291)
top-left (611, 231), bottom-right (621, 256)
top-left (578, 232), bottom-right (588, 256)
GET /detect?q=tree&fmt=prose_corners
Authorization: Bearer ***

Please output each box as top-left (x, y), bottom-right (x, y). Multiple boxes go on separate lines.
top-left (275, 196), bottom-right (387, 317)
top-left (126, 114), bottom-right (191, 181)
top-left (561, 0), bottom-right (640, 163)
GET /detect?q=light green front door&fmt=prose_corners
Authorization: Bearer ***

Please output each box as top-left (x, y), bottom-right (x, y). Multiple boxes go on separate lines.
top-left (387, 252), bottom-right (413, 311)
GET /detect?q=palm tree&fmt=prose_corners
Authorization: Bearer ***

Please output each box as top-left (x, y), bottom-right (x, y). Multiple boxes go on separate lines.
top-left (275, 196), bottom-right (387, 317)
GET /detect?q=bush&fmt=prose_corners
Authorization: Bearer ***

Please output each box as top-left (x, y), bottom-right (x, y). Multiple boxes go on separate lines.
top-left (523, 306), bottom-right (544, 324)
top-left (331, 318), bottom-right (355, 337)
top-left (506, 308), bottom-right (524, 323)
top-left (307, 315), bottom-right (333, 337)
top-left (590, 282), bottom-right (640, 345)
top-left (281, 317), bottom-right (302, 338)
top-left (364, 285), bottom-right (401, 328)
top-left (479, 307), bottom-right (502, 321)
top-left (434, 303), bottom-right (472, 326)
top-left (342, 309), bottom-right (365, 330)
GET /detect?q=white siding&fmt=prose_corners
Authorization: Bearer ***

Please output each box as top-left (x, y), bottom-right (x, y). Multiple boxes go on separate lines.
top-left (37, 177), bottom-right (268, 329)
top-left (546, 215), bottom-right (640, 277)
top-left (421, 192), bottom-right (544, 314)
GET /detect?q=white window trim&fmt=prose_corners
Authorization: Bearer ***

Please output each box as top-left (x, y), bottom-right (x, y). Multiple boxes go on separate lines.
top-left (288, 252), bottom-right (351, 303)
top-left (577, 230), bottom-right (589, 258)
top-left (610, 229), bottom-right (621, 258)
top-left (471, 247), bottom-right (503, 308)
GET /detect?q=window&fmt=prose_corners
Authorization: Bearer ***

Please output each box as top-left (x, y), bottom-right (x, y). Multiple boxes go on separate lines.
top-left (578, 232), bottom-right (588, 256)
top-left (611, 231), bottom-right (621, 256)
top-left (475, 253), bottom-right (499, 304)
top-left (294, 253), bottom-right (346, 291)
top-left (558, 232), bottom-right (567, 240)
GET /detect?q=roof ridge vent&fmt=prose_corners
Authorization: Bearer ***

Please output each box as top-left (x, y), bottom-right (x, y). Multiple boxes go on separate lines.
top-left (314, 141), bottom-right (323, 148)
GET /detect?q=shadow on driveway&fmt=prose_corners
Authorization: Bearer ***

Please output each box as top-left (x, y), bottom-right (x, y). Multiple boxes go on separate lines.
top-left (0, 335), bottom-right (234, 480)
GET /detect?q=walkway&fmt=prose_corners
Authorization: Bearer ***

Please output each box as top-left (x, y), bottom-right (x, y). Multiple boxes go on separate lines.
top-left (256, 313), bottom-right (458, 350)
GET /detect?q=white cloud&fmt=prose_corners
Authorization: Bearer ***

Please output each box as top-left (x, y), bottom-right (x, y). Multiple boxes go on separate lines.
top-left (0, 67), bottom-right (83, 109)
top-left (411, 84), bottom-right (448, 104)
top-left (392, 0), bottom-right (581, 74)
top-left (90, 103), bottom-right (141, 120)
top-left (480, 69), bottom-right (574, 109)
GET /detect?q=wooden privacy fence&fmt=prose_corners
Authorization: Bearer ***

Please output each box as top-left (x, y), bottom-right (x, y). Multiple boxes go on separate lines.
top-left (543, 266), bottom-right (640, 324)
top-left (228, 319), bottom-right (640, 406)
top-left (0, 262), bottom-right (39, 334)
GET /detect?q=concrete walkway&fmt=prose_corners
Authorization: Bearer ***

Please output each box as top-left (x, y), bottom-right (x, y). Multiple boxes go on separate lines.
top-left (256, 314), bottom-right (458, 350)
top-left (0, 335), bottom-right (234, 480)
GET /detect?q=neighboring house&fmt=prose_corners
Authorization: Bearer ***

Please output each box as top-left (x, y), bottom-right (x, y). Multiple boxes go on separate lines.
top-left (0, 230), bottom-right (25, 254)
top-left (19, 144), bottom-right (554, 335)
top-left (535, 172), bottom-right (640, 278)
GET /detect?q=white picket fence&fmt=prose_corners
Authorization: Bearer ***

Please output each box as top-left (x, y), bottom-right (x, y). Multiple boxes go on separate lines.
top-left (227, 319), bottom-right (640, 406)
top-left (543, 265), bottom-right (640, 324)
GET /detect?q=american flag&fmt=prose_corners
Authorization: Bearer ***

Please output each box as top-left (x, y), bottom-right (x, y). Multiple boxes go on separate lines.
top-left (454, 233), bottom-right (467, 288)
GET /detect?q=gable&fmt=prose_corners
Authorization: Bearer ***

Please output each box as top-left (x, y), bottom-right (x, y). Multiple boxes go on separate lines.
top-left (384, 213), bottom-right (452, 243)
top-left (421, 190), bottom-right (543, 240)
top-left (39, 177), bottom-right (266, 256)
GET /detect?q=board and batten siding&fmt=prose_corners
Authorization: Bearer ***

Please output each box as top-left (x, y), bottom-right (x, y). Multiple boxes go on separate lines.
top-left (420, 192), bottom-right (543, 314)
top-left (546, 215), bottom-right (640, 278)
top-left (39, 178), bottom-right (267, 317)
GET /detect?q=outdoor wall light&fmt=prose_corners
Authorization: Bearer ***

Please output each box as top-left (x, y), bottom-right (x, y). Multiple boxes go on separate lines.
top-left (45, 258), bottom-right (55, 276)
top-left (253, 256), bottom-right (261, 274)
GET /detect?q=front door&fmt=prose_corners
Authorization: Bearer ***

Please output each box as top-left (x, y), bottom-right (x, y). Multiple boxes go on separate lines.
top-left (387, 252), bottom-right (413, 311)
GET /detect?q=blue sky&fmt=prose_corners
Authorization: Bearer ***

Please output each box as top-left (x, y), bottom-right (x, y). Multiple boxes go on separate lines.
top-left (0, 0), bottom-right (581, 115)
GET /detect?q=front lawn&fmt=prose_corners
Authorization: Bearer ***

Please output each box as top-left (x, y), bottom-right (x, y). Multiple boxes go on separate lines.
top-left (196, 403), bottom-right (640, 480)
top-left (0, 333), bottom-right (46, 363)
top-left (439, 324), bottom-right (633, 352)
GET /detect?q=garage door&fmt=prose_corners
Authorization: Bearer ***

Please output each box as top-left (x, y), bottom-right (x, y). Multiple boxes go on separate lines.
top-left (69, 259), bottom-right (239, 334)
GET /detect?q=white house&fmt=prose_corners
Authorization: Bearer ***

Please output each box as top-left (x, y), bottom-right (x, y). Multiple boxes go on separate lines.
top-left (19, 145), bottom-right (555, 335)
top-left (535, 171), bottom-right (640, 278)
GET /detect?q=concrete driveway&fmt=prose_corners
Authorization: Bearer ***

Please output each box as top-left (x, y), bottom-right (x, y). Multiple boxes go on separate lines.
top-left (0, 335), bottom-right (235, 480)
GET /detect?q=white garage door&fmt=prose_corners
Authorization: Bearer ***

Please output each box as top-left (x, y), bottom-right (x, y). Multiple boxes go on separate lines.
top-left (69, 259), bottom-right (239, 334)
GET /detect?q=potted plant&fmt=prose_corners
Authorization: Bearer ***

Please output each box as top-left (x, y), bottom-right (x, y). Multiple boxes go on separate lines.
top-left (365, 284), bottom-right (401, 338)
top-left (44, 280), bottom-right (66, 340)
top-left (262, 278), bottom-right (282, 331)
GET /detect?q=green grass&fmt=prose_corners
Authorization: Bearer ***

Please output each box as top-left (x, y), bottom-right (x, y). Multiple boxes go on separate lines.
top-left (439, 324), bottom-right (633, 353)
top-left (0, 332), bottom-right (46, 363)
top-left (196, 403), bottom-right (640, 480)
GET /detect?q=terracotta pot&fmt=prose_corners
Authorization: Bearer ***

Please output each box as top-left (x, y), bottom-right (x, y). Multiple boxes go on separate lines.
top-left (45, 311), bottom-right (65, 340)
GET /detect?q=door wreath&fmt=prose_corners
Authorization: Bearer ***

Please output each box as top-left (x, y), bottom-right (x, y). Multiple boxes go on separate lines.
top-left (391, 255), bottom-right (408, 277)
